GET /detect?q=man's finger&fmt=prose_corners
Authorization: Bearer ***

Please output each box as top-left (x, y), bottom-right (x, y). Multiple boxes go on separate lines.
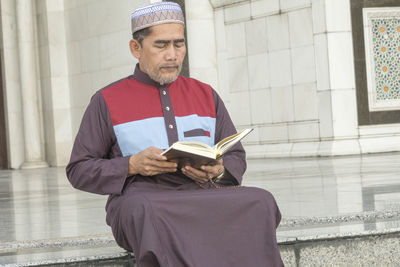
top-left (200, 164), bottom-right (223, 176)
top-left (144, 165), bottom-right (178, 176)
top-left (143, 147), bottom-right (168, 161)
top-left (151, 160), bottom-right (177, 168)
top-left (182, 166), bottom-right (209, 182)
top-left (184, 172), bottom-right (208, 183)
top-left (150, 162), bottom-right (178, 173)
top-left (147, 152), bottom-right (167, 161)
top-left (184, 165), bottom-right (206, 177)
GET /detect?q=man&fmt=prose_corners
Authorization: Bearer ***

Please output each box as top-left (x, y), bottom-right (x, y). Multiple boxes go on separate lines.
top-left (66, 2), bottom-right (283, 266)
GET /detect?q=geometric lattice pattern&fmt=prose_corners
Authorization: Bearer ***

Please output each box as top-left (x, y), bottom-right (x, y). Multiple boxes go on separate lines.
top-left (131, 2), bottom-right (184, 33)
top-left (371, 18), bottom-right (400, 101)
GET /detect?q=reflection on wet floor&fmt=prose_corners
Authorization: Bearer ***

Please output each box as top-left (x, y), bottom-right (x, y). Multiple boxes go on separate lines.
top-left (245, 152), bottom-right (400, 219)
top-left (243, 152), bottom-right (400, 240)
top-left (0, 168), bottom-right (110, 243)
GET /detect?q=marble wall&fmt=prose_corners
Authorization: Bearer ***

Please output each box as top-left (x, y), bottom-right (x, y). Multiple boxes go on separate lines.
top-left (0, 0), bottom-right (26, 169)
top-left (0, 0), bottom-right (150, 167)
top-left (2, 0), bottom-right (400, 168)
top-left (185, 0), bottom-right (219, 90)
top-left (37, 0), bottom-right (73, 167)
top-left (208, 0), bottom-right (400, 157)
top-left (63, 0), bottom-right (145, 137)
top-left (39, 0), bottom-right (149, 166)
top-left (212, 0), bottom-right (325, 156)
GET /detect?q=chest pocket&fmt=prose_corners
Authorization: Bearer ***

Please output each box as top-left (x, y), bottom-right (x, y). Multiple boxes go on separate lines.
top-left (176, 115), bottom-right (216, 147)
top-left (184, 128), bottom-right (210, 138)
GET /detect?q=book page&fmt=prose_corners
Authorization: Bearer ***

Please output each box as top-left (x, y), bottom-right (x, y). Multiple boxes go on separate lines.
top-left (161, 141), bottom-right (215, 159)
top-left (174, 141), bottom-right (213, 150)
top-left (215, 128), bottom-right (253, 155)
top-left (172, 142), bottom-right (214, 155)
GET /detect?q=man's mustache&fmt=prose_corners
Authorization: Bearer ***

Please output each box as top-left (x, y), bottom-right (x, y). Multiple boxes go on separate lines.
top-left (159, 63), bottom-right (180, 69)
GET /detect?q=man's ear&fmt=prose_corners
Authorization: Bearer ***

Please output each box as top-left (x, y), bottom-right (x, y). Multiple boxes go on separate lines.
top-left (130, 39), bottom-right (141, 60)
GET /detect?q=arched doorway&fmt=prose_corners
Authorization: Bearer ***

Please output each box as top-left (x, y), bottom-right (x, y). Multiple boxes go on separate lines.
top-left (0, 53), bottom-right (8, 169)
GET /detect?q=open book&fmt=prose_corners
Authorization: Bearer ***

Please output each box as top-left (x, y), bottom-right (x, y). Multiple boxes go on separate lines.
top-left (161, 128), bottom-right (253, 168)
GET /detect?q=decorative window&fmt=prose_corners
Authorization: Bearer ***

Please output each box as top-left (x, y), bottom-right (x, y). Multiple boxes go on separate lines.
top-left (363, 8), bottom-right (400, 111)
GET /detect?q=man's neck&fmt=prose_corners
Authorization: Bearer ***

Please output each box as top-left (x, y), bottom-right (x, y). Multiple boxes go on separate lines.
top-left (133, 64), bottom-right (161, 87)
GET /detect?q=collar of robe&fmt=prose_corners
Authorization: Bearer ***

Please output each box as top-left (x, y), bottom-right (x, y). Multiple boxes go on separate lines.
top-left (132, 63), bottom-right (178, 88)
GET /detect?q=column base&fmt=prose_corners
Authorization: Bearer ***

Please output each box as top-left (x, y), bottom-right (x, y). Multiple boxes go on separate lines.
top-left (20, 160), bottom-right (49, 169)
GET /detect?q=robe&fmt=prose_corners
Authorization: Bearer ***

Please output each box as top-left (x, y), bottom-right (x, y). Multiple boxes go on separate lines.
top-left (66, 65), bottom-right (283, 267)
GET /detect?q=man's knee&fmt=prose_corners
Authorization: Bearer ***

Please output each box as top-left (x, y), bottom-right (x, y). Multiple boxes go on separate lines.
top-left (109, 194), bottom-right (153, 251)
top-left (244, 187), bottom-right (281, 225)
top-left (119, 194), bottom-right (152, 220)
top-left (243, 187), bottom-right (276, 203)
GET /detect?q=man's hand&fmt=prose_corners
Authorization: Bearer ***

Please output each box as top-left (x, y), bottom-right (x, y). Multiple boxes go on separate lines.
top-left (181, 159), bottom-right (224, 184)
top-left (128, 147), bottom-right (177, 176)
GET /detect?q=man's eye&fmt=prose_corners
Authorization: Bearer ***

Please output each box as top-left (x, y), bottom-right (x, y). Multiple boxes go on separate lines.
top-left (175, 42), bottom-right (185, 48)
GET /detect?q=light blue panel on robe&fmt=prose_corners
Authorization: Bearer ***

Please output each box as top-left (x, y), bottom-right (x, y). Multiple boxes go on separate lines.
top-left (114, 117), bottom-right (169, 156)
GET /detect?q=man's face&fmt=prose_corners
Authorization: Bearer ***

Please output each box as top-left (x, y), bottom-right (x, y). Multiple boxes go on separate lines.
top-left (131, 23), bottom-right (186, 85)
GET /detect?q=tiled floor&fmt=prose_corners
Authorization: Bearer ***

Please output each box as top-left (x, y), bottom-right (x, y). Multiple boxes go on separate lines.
top-left (246, 153), bottom-right (400, 219)
top-left (0, 168), bottom-right (110, 243)
top-left (245, 153), bottom-right (400, 242)
top-left (1, 152), bottom-right (400, 266)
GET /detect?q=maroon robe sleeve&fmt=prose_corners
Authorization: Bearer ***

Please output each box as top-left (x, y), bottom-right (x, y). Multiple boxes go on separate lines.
top-left (66, 92), bottom-right (130, 195)
top-left (213, 90), bottom-right (246, 185)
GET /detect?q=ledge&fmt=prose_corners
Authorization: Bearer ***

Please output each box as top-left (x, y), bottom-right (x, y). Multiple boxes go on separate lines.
top-left (209, 0), bottom-right (249, 9)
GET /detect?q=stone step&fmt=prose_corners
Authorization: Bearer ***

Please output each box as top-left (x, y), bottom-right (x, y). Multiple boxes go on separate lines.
top-left (2, 225), bottom-right (400, 267)
top-left (280, 230), bottom-right (400, 266)
top-left (278, 209), bottom-right (400, 266)
top-left (2, 209), bottom-right (400, 266)
top-left (0, 235), bottom-right (129, 267)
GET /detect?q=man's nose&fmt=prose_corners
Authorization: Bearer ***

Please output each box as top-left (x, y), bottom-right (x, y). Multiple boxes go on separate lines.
top-left (165, 45), bottom-right (178, 61)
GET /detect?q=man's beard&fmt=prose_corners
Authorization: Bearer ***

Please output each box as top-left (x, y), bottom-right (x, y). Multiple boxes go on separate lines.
top-left (145, 63), bottom-right (182, 85)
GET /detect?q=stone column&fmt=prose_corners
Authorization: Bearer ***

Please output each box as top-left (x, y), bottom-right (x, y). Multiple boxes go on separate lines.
top-left (16, 0), bottom-right (48, 169)
top-left (185, 0), bottom-right (218, 89)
